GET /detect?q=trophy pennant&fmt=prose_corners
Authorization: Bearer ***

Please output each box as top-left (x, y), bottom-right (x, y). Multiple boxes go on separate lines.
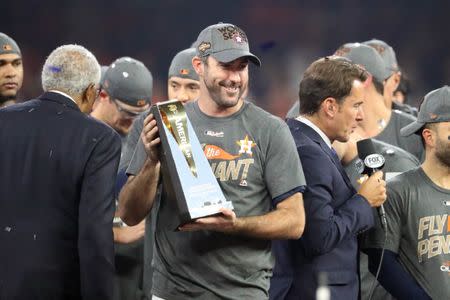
top-left (159, 102), bottom-right (198, 177)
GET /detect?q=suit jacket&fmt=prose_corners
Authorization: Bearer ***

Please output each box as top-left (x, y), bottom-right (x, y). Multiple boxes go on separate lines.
top-left (0, 92), bottom-right (121, 299)
top-left (270, 119), bottom-right (374, 300)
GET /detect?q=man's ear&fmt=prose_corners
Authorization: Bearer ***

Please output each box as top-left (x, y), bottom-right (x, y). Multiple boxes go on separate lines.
top-left (422, 127), bottom-right (435, 148)
top-left (80, 84), bottom-right (96, 113)
top-left (322, 97), bottom-right (338, 118)
top-left (192, 56), bottom-right (204, 76)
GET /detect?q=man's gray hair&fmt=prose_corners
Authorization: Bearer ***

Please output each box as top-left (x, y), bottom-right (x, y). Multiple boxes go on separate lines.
top-left (41, 44), bottom-right (101, 96)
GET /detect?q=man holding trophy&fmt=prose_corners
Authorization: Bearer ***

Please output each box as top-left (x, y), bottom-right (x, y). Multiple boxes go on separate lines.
top-left (119, 23), bottom-right (306, 300)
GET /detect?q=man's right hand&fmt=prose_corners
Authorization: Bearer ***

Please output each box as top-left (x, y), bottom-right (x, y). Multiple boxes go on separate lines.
top-left (357, 171), bottom-right (387, 207)
top-left (141, 113), bottom-right (161, 163)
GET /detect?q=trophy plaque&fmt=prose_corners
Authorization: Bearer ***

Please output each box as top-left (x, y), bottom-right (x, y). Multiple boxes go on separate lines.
top-left (151, 100), bottom-right (233, 227)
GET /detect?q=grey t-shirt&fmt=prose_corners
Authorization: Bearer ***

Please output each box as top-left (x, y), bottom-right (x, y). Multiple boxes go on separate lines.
top-left (392, 101), bottom-right (418, 117)
top-left (119, 110), bottom-right (155, 298)
top-left (376, 110), bottom-right (424, 161)
top-left (344, 139), bottom-right (419, 300)
top-left (285, 101), bottom-right (300, 119)
top-left (128, 100), bottom-right (306, 300)
top-left (363, 167), bottom-right (450, 299)
top-left (344, 138), bottom-right (419, 190)
top-left (119, 111), bottom-right (148, 172)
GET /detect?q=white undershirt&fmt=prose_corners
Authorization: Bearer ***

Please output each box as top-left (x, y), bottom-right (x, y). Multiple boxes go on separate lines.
top-left (296, 115), bottom-right (332, 149)
top-left (48, 90), bottom-right (77, 104)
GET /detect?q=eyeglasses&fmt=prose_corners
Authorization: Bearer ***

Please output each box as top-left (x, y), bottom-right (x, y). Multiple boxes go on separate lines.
top-left (113, 100), bottom-right (142, 119)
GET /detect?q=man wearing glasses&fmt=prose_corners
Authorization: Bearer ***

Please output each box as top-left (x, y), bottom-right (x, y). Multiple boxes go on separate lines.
top-left (90, 56), bottom-right (152, 300)
top-left (91, 56), bottom-right (152, 142)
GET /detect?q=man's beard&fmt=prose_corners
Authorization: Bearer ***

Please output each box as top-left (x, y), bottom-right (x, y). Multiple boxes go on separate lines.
top-left (203, 77), bottom-right (245, 109)
top-left (435, 136), bottom-right (450, 168)
top-left (202, 63), bottom-right (246, 109)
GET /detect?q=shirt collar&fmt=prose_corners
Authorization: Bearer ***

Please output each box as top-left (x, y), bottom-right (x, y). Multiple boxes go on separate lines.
top-left (48, 90), bottom-right (77, 104)
top-left (296, 115), bottom-right (332, 149)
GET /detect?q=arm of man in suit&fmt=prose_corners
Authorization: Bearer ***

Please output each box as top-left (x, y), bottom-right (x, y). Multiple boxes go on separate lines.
top-left (119, 113), bottom-right (160, 226)
top-left (78, 129), bottom-right (121, 299)
top-left (299, 144), bottom-right (385, 257)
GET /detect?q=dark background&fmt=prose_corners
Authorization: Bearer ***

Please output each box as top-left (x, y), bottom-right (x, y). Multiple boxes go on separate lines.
top-left (3, 0), bottom-right (449, 117)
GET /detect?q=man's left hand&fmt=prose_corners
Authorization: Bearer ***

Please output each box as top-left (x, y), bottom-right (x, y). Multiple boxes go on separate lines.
top-left (178, 208), bottom-right (237, 233)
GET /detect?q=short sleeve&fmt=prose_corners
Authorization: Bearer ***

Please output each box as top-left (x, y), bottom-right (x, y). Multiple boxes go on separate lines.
top-left (362, 180), bottom-right (405, 253)
top-left (264, 122), bottom-right (306, 201)
top-left (120, 111), bottom-right (146, 173)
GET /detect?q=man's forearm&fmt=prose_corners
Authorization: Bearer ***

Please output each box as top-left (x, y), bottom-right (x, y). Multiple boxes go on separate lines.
top-left (118, 158), bottom-right (160, 226)
top-left (234, 193), bottom-right (305, 239)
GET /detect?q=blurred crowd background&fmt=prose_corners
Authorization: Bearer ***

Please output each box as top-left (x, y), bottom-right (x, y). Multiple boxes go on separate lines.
top-left (2, 0), bottom-right (449, 117)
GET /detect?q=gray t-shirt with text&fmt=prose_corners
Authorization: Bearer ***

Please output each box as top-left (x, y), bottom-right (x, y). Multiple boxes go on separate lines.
top-left (363, 167), bottom-right (450, 299)
top-left (344, 139), bottom-right (419, 300)
top-left (344, 138), bottom-right (419, 189)
top-left (128, 100), bottom-right (306, 300)
top-left (376, 110), bottom-right (424, 161)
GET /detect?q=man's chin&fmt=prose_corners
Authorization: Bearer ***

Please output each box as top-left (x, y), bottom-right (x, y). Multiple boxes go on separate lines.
top-left (336, 135), bottom-right (350, 143)
top-left (221, 92), bottom-right (242, 106)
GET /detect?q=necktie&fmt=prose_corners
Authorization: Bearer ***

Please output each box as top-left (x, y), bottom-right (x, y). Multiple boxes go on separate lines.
top-left (330, 148), bottom-right (341, 165)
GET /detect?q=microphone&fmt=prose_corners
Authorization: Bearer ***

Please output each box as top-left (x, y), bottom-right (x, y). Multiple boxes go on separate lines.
top-left (356, 138), bottom-right (387, 229)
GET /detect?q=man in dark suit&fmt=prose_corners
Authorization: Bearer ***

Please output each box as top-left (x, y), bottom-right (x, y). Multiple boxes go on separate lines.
top-left (0, 44), bottom-right (121, 299)
top-left (270, 57), bottom-right (387, 300)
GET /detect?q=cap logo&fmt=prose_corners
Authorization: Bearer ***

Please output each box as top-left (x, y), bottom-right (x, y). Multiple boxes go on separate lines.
top-left (370, 44), bottom-right (385, 54)
top-left (429, 113), bottom-right (438, 120)
top-left (217, 25), bottom-right (248, 43)
top-left (3, 44), bottom-right (12, 51)
top-left (334, 47), bottom-right (351, 56)
top-left (136, 99), bottom-right (146, 106)
top-left (232, 32), bottom-right (244, 44)
top-left (179, 69), bottom-right (189, 75)
top-left (198, 42), bottom-right (211, 53)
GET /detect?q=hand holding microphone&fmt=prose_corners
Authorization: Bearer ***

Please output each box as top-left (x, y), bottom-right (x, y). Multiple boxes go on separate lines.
top-left (357, 170), bottom-right (386, 208)
top-left (356, 139), bottom-right (388, 228)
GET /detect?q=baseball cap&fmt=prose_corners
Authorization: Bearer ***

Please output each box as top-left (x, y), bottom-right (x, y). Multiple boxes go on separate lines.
top-left (0, 32), bottom-right (21, 56)
top-left (100, 65), bottom-right (108, 85)
top-left (168, 48), bottom-right (199, 81)
top-left (195, 22), bottom-right (261, 66)
top-left (342, 43), bottom-right (391, 82)
top-left (363, 39), bottom-right (399, 73)
top-left (333, 42), bottom-right (358, 56)
top-left (102, 57), bottom-right (153, 107)
top-left (401, 86), bottom-right (450, 136)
